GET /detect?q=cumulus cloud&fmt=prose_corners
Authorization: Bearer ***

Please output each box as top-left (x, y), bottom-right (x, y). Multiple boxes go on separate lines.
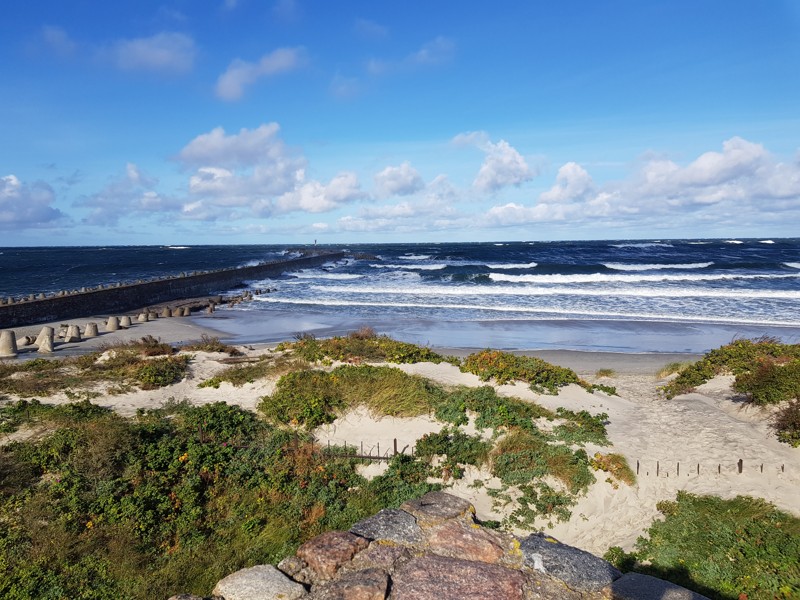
top-left (0, 175), bottom-right (67, 229)
top-left (539, 162), bottom-right (595, 203)
top-left (482, 136), bottom-right (800, 230)
top-left (274, 171), bottom-right (364, 214)
top-left (216, 47), bottom-right (306, 100)
top-left (76, 163), bottom-right (181, 226)
top-left (373, 162), bottom-right (425, 198)
top-left (176, 122), bottom-right (365, 221)
top-left (108, 32), bottom-right (196, 73)
top-left (453, 131), bottom-right (534, 193)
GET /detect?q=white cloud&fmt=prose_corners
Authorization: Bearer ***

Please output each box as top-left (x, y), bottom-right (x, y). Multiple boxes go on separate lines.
top-left (0, 175), bottom-right (66, 229)
top-left (408, 36), bottom-right (455, 66)
top-left (473, 140), bottom-right (533, 192)
top-left (354, 18), bottom-right (388, 39)
top-left (40, 25), bottom-right (77, 58)
top-left (374, 162), bottom-right (425, 198)
top-left (76, 163), bottom-right (180, 225)
top-left (216, 47), bottom-right (306, 100)
top-left (366, 36), bottom-right (455, 76)
top-left (482, 137), bottom-right (800, 231)
top-left (330, 73), bottom-right (361, 99)
top-left (540, 162), bottom-right (595, 203)
top-left (176, 123), bottom-right (365, 220)
top-left (109, 32), bottom-right (196, 73)
top-left (274, 171), bottom-right (364, 214)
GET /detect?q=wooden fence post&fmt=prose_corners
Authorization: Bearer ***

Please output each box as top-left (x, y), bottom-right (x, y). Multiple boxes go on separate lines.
top-left (394, 438), bottom-right (398, 456)
top-left (656, 461), bottom-right (659, 477)
top-left (737, 459), bottom-right (743, 474)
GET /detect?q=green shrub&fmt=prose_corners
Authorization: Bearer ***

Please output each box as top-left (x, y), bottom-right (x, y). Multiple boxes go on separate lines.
top-left (135, 356), bottom-right (190, 388)
top-left (415, 427), bottom-right (491, 479)
top-left (772, 399), bottom-right (800, 447)
top-left (733, 359), bottom-right (800, 405)
top-left (461, 349), bottom-right (585, 394)
top-left (552, 408), bottom-right (610, 446)
top-left (629, 492), bottom-right (800, 600)
top-left (278, 331), bottom-right (453, 365)
top-left (662, 338), bottom-right (800, 399)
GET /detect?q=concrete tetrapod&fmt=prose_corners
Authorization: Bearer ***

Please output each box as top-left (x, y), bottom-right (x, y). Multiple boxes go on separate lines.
top-left (106, 316), bottom-right (120, 332)
top-left (84, 322), bottom-right (99, 338)
top-left (161, 307), bottom-right (172, 318)
top-left (64, 325), bottom-right (82, 343)
top-left (37, 328), bottom-right (54, 353)
top-left (137, 313), bottom-right (149, 322)
top-left (0, 330), bottom-right (18, 357)
top-left (119, 316), bottom-right (132, 328)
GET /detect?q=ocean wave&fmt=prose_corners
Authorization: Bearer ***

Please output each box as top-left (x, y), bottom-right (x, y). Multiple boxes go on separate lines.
top-left (603, 262), bottom-right (713, 271)
top-left (725, 240), bottom-right (744, 244)
top-left (785, 263), bottom-right (800, 269)
top-left (315, 283), bottom-right (800, 300)
top-left (253, 296), bottom-right (800, 327)
top-left (293, 272), bottom-right (362, 280)
top-left (399, 254), bottom-right (432, 260)
top-left (611, 242), bottom-right (674, 248)
top-left (166, 246), bottom-right (190, 250)
top-left (760, 240), bottom-right (775, 244)
top-left (488, 272), bottom-right (797, 284)
top-left (240, 259), bottom-right (266, 267)
top-left (688, 241), bottom-right (711, 245)
top-left (370, 263), bottom-right (448, 270)
top-left (485, 262), bottom-right (539, 269)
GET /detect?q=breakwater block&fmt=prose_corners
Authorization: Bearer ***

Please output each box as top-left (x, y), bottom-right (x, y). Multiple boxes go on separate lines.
top-left (0, 330), bottom-right (18, 357)
top-left (106, 316), bottom-right (120, 332)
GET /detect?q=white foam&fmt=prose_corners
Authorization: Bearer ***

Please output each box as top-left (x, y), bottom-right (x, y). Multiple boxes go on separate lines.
top-left (399, 254), bottom-right (432, 260)
top-left (603, 262), bottom-right (713, 271)
top-left (485, 262), bottom-right (539, 269)
top-left (316, 282), bottom-right (800, 300)
top-left (253, 296), bottom-right (800, 327)
top-left (611, 242), bottom-right (674, 248)
top-left (293, 272), bottom-right (362, 280)
top-left (785, 263), bottom-right (800, 269)
top-left (688, 241), bottom-right (711, 245)
top-left (370, 263), bottom-right (448, 270)
top-left (166, 246), bottom-right (190, 250)
top-left (488, 272), bottom-right (797, 285)
top-left (759, 240), bottom-right (775, 244)
top-left (725, 240), bottom-right (744, 244)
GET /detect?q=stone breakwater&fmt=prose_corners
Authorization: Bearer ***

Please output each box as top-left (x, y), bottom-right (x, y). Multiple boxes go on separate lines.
top-left (169, 491), bottom-right (708, 600)
top-left (0, 251), bottom-right (344, 329)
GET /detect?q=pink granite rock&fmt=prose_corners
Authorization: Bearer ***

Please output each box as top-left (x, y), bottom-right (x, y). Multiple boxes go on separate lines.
top-left (297, 530), bottom-right (369, 581)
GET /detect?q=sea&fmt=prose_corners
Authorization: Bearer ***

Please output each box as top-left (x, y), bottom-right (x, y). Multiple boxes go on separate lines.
top-left (1, 239), bottom-right (799, 354)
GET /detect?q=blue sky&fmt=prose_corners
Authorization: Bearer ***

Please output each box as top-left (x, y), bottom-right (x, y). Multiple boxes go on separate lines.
top-left (2, 1), bottom-right (800, 245)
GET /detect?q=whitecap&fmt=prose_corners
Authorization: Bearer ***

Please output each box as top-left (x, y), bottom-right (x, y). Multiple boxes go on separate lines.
top-left (610, 242), bottom-right (674, 249)
top-left (399, 254), bottom-right (432, 260)
top-left (485, 262), bottom-right (539, 269)
top-left (759, 240), bottom-right (775, 244)
top-left (603, 262), bottom-right (713, 271)
top-left (488, 272), bottom-right (797, 285)
top-left (724, 240), bottom-right (743, 244)
top-left (785, 262), bottom-right (800, 269)
top-left (370, 263), bottom-right (448, 270)
top-left (166, 246), bottom-right (190, 250)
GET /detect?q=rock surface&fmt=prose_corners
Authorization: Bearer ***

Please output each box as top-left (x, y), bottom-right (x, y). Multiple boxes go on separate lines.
top-left (212, 564), bottom-right (306, 600)
top-left (175, 491), bottom-right (709, 600)
top-left (521, 531), bottom-right (623, 592)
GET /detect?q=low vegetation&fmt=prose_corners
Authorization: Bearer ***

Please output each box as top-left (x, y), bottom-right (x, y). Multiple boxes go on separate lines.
top-left (275, 328), bottom-right (456, 365)
top-left (198, 354), bottom-right (307, 388)
top-left (259, 364), bottom-right (609, 527)
top-left (181, 334), bottom-right (243, 357)
top-left (589, 452), bottom-right (636, 488)
top-left (0, 337), bottom-right (189, 398)
top-left (461, 349), bottom-right (617, 395)
top-left (0, 401), bottom-right (440, 599)
top-left (661, 338), bottom-right (800, 446)
top-left (656, 361), bottom-right (693, 379)
top-left (604, 492), bottom-right (800, 600)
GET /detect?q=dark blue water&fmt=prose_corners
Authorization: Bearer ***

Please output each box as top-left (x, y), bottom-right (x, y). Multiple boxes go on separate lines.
top-left (2, 239), bottom-right (799, 352)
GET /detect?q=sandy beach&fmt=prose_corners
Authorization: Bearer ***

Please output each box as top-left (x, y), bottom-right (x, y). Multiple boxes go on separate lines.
top-left (2, 306), bottom-right (798, 559)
